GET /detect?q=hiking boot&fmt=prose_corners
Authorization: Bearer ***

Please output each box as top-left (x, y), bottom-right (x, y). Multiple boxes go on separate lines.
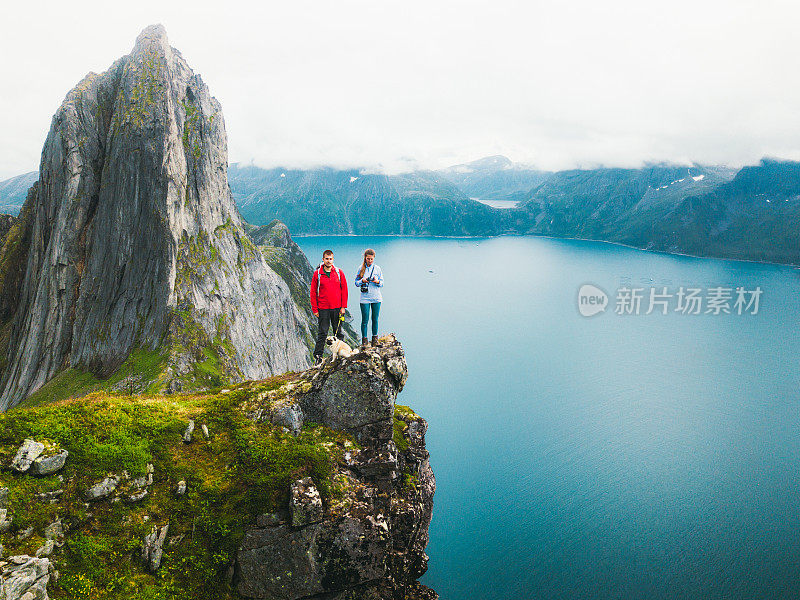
top-left (361, 337), bottom-right (369, 348)
top-left (314, 355), bottom-right (323, 366)
top-left (371, 336), bottom-right (379, 346)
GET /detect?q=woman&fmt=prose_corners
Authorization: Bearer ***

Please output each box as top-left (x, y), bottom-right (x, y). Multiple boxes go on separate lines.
top-left (354, 248), bottom-right (384, 347)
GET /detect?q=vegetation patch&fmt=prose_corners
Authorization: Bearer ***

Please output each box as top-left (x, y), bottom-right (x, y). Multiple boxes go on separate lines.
top-left (181, 97), bottom-right (202, 160)
top-left (19, 347), bottom-right (171, 409)
top-left (112, 49), bottom-right (165, 132)
top-left (0, 386), bottom-right (351, 599)
top-left (392, 404), bottom-right (420, 452)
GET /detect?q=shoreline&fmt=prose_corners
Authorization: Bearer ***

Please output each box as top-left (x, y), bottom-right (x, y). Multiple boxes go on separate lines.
top-left (292, 232), bottom-right (800, 270)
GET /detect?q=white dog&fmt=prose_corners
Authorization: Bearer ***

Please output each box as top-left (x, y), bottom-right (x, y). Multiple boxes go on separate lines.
top-left (326, 336), bottom-right (355, 359)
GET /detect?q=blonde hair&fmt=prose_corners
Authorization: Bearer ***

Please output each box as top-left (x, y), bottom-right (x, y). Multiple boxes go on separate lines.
top-left (358, 248), bottom-right (376, 279)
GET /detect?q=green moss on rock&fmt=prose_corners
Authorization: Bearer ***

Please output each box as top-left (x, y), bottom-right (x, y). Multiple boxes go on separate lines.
top-left (0, 386), bottom-right (351, 599)
top-left (392, 404), bottom-right (420, 452)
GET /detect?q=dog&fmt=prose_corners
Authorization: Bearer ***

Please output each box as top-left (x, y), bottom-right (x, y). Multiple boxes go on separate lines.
top-left (325, 336), bottom-right (356, 360)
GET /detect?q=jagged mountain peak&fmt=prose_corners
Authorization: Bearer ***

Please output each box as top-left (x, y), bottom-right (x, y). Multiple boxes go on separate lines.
top-left (0, 26), bottom-right (313, 410)
top-left (134, 23), bottom-right (169, 50)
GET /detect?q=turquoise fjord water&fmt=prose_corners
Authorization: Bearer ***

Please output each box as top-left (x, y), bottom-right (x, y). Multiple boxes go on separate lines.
top-left (297, 236), bottom-right (800, 600)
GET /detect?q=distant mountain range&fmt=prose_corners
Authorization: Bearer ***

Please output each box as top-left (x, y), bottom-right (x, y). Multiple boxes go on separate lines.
top-left (3, 157), bottom-right (800, 265)
top-left (0, 171), bottom-right (37, 214)
top-left (229, 163), bottom-right (506, 236)
top-left (438, 155), bottom-right (551, 202)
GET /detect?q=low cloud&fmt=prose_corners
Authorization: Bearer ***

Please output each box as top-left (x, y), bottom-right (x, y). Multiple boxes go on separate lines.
top-left (1, 0), bottom-right (799, 179)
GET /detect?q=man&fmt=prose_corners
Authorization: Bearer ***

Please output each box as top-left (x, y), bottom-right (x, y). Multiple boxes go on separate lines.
top-left (310, 249), bottom-right (348, 364)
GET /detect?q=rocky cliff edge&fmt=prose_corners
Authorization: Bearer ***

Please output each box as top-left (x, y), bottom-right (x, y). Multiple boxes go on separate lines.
top-left (0, 334), bottom-right (436, 600)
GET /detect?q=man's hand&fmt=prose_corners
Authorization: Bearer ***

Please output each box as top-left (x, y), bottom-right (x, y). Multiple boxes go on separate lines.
top-left (339, 307), bottom-right (346, 315)
top-left (313, 311), bottom-right (318, 317)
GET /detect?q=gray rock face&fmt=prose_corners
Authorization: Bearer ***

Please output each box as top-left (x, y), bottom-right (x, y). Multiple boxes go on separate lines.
top-left (0, 509), bottom-right (11, 534)
top-left (142, 524), bottom-right (169, 572)
top-left (9, 440), bottom-right (44, 473)
top-left (289, 477), bottom-right (323, 527)
top-left (182, 420), bottom-right (195, 443)
top-left (297, 335), bottom-right (407, 443)
top-left (237, 516), bottom-right (388, 600)
top-left (0, 488), bottom-right (7, 509)
top-left (29, 451), bottom-right (68, 477)
top-left (235, 335), bottom-right (436, 600)
top-left (270, 401), bottom-right (303, 433)
top-left (0, 555), bottom-right (51, 600)
top-left (0, 24), bottom-right (312, 410)
top-left (85, 475), bottom-right (121, 501)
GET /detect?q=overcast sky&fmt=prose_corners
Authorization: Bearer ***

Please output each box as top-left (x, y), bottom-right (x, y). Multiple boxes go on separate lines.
top-left (1, 0), bottom-right (799, 179)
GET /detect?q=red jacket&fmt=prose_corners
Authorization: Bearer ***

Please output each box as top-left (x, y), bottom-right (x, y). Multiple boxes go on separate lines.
top-left (310, 264), bottom-right (348, 312)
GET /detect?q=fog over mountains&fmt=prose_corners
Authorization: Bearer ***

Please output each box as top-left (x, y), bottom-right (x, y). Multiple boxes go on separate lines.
top-left (3, 155), bottom-right (800, 266)
top-left (439, 155), bottom-right (552, 203)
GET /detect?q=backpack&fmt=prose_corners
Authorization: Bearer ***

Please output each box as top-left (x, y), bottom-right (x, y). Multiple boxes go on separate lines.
top-left (316, 265), bottom-right (344, 299)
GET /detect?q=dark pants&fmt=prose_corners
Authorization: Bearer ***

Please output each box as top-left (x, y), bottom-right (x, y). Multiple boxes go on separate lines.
top-left (314, 308), bottom-right (344, 358)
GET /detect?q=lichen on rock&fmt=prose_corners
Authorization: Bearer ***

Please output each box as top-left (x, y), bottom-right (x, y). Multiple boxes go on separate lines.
top-left (234, 335), bottom-right (436, 600)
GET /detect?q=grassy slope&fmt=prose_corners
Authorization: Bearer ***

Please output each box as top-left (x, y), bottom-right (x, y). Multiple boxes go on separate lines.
top-left (0, 376), bottom-right (356, 599)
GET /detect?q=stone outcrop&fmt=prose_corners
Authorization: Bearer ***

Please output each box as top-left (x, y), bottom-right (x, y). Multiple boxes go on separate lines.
top-left (142, 524), bottom-right (169, 572)
top-left (0, 555), bottom-right (52, 600)
top-left (29, 450), bottom-right (68, 477)
top-left (85, 475), bottom-right (121, 501)
top-left (296, 336), bottom-right (408, 444)
top-left (0, 335), bottom-right (435, 599)
top-left (9, 440), bottom-right (43, 473)
top-left (289, 477), bottom-right (324, 527)
top-left (0, 25), bottom-right (313, 410)
top-left (235, 335), bottom-right (436, 599)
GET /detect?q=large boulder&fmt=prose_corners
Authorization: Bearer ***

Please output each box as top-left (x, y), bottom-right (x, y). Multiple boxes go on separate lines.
top-left (297, 334), bottom-right (408, 443)
top-left (29, 450), bottom-right (68, 476)
top-left (9, 440), bottom-right (44, 473)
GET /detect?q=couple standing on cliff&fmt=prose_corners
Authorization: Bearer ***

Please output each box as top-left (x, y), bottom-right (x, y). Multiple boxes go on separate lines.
top-left (309, 248), bottom-right (384, 364)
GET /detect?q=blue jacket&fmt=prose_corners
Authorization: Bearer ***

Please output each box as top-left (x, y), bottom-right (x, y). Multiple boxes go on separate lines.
top-left (354, 264), bottom-right (383, 303)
